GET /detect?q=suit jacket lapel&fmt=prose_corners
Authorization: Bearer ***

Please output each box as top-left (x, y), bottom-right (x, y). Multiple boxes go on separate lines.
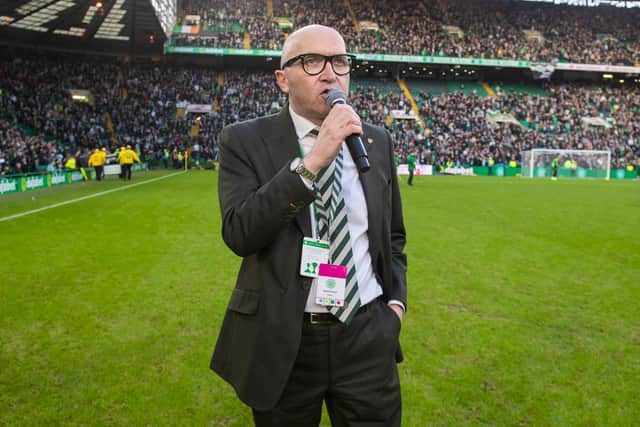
top-left (357, 129), bottom-right (382, 259)
top-left (261, 107), bottom-right (312, 236)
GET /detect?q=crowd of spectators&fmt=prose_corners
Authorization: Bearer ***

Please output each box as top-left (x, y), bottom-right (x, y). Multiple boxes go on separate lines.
top-left (173, 0), bottom-right (283, 49)
top-left (1, 49), bottom-right (638, 176)
top-left (273, 0), bottom-right (357, 42)
top-left (0, 49), bottom-right (290, 175)
top-left (414, 83), bottom-right (640, 170)
top-left (178, 0), bottom-right (265, 26)
top-left (0, 122), bottom-right (55, 175)
top-left (1, 55), bottom-right (115, 149)
top-left (174, 0), bottom-right (640, 66)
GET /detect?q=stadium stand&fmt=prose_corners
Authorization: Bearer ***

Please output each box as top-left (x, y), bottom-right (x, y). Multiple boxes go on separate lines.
top-left (173, 0), bottom-right (282, 49)
top-left (1, 44), bottom-right (638, 176)
top-left (172, 0), bottom-right (640, 65)
top-left (1, 0), bottom-right (639, 177)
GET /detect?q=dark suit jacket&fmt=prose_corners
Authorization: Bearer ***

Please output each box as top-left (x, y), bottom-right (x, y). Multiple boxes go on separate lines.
top-left (211, 107), bottom-right (407, 411)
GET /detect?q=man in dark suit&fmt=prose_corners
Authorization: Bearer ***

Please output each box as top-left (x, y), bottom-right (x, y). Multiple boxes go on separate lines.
top-left (211, 24), bottom-right (407, 426)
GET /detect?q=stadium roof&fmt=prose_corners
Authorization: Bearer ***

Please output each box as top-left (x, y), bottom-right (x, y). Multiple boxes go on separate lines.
top-left (0, 0), bottom-right (174, 54)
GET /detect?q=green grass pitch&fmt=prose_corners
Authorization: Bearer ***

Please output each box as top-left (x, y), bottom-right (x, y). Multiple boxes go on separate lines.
top-left (1, 171), bottom-right (638, 426)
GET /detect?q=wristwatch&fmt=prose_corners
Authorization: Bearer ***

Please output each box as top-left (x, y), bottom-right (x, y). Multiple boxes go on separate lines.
top-left (290, 157), bottom-right (316, 181)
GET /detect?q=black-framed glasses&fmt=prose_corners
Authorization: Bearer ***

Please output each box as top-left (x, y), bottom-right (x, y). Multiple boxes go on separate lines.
top-left (281, 54), bottom-right (355, 76)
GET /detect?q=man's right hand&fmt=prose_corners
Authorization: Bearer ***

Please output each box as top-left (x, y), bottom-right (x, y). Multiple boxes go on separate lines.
top-left (303, 104), bottom-right (363, 175)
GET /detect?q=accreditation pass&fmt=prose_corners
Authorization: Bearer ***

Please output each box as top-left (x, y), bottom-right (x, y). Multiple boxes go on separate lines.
top-left (300, 237), bottom-right (330, 278)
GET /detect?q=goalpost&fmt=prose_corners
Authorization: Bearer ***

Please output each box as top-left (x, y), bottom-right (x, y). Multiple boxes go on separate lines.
top-left (520, 149), bottom-right (611, 180)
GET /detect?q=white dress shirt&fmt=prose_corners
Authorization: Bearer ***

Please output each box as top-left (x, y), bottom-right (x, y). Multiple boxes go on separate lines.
top-left (289, 107), bottom-right (385, 313)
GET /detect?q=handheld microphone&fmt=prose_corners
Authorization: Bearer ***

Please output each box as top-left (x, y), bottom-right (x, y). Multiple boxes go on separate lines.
top-left (325, 88), bottom-right (370, 173)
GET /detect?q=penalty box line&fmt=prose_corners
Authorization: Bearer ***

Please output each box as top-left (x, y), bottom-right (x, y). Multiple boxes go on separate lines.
top-left (0, 171), bottom-right (186, 223)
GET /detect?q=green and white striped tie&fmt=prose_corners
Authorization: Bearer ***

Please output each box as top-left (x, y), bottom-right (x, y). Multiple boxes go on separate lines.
top-left (310, 129), bottom-right (361, 324)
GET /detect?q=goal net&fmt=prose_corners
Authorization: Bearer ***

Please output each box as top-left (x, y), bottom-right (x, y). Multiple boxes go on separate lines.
top-left (520, 149), bottom-right (611, 179)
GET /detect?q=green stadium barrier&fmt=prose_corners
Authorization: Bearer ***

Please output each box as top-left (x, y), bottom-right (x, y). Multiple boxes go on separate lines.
top-left (530, 167), bottom-right (617, 179)
top-left (51, 172), bottom-right (68, 186)
top-left (0, 163), bottom-right (149, 196)
top-left (164, 46), bottom-right (532, 69)
top-left (473, 166), bottom-right (636, 179)
top-left (612, 169), bottom-right (638, 179)
top-left (24, 175), bottom-right (48, 191)
top-left (68, 170), bottom-right (85, 183)
top-left (0, 176), bottom-right (23, 195)
top-left (505, 167), bottom-right (521, 177)
top-left (1, 172), bottom-right (73, 195)
top-left (472, 165), bottom-right (522, 176)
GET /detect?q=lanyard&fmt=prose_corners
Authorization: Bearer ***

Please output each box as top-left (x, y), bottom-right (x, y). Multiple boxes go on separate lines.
top-left (297, 142), bottom-right (322, 240)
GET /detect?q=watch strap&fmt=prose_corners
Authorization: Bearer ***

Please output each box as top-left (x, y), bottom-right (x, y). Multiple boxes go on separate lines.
top-left (291, 158), bottom-right (316, 181)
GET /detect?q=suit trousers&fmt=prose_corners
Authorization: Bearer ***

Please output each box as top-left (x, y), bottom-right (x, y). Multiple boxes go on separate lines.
top-left (252, 298), bottom-right (402, 427)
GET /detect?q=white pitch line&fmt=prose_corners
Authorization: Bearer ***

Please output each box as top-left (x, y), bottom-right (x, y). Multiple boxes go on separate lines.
top-left (0, 171), bottom-right (186, 223)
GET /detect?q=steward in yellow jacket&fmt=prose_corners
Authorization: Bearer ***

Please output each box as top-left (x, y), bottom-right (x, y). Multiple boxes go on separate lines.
top-left (117, 145), bottom-right (141, 180)
top-left (64, 157), bottom-right (76, 170)
top-left (65, 155), bottom-right (88, 181)
top-left (88, 148), bottom-right (107, 181)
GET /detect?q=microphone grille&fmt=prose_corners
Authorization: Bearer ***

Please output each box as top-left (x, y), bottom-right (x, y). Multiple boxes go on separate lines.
top-left (325, 88), bottom-right (346, 107)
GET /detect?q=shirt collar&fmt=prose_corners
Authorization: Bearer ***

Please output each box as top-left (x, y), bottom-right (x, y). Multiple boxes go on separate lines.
top-left (289, 105), bottom-right (318, 140)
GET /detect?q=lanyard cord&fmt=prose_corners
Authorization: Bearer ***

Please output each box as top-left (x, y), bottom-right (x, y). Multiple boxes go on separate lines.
top-left (297, 143), bottom-right (321, 239)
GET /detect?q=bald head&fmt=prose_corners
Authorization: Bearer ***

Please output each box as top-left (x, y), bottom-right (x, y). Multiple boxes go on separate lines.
top-left (274, 24), bottom-right (350, 125)
top-left (280, 25), bottom-right (346, 68)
